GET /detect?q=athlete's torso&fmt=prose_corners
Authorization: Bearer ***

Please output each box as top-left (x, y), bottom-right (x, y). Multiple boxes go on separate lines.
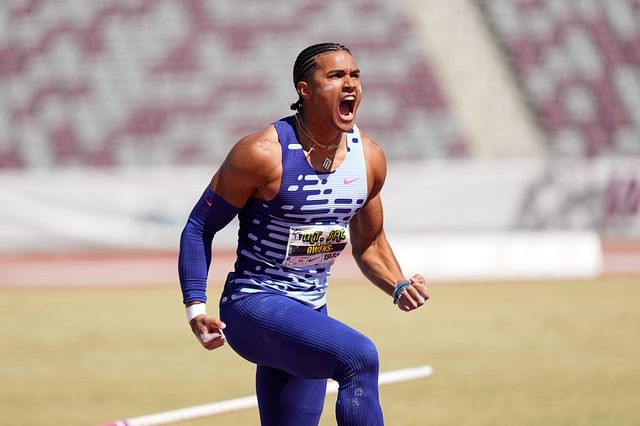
top-left (221, 115), bottom-right (368, 309)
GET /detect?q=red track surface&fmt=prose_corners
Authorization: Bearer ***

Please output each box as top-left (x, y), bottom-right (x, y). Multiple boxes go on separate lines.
top-left (1, 240), bottom-right (638, 288)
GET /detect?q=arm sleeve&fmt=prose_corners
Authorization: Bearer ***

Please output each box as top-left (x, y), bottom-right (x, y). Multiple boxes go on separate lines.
top-left (178, 188), bottom-right (240, 304)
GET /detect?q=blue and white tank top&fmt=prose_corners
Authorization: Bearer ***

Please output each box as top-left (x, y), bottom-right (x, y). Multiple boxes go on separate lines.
top-left (220, 115), bottom-right (368, 309)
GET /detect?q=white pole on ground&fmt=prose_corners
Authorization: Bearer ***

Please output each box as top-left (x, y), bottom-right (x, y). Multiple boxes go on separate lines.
top-left (99, 365), bottom-right (433, 426)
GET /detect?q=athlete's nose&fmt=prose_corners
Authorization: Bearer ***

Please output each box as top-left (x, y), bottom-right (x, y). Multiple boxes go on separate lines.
top-left (343, 76), bottom-right (356, 91)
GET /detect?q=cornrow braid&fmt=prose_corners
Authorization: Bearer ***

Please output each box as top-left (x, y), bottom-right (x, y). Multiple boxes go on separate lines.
top-left (290, 42), bottom-right (351, 112)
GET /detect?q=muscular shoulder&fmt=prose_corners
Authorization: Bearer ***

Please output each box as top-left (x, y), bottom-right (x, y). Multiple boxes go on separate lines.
top-left (226, 125), bottom-right (281, 178)
top-left (210, 125), bottom-right (281, 205)
top-left (359, 131), bottom-right (387, 198)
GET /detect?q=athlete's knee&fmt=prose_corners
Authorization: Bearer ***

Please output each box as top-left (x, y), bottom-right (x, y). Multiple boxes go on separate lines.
top-left (335, 334), bottom-right (379, 381)
top-left (357, 337), bottom-right (380, 373)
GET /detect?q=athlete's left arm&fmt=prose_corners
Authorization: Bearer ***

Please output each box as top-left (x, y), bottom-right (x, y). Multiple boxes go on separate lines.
top-left (349, 136), bottom-right (429, 312)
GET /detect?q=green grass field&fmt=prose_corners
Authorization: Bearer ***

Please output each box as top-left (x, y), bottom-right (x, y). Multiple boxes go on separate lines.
top-left (1, 277), bottom-right (639, 426)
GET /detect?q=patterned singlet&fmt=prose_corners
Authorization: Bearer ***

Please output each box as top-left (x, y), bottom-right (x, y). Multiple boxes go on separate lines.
top-left (220, 115), bottom-right (368, 309)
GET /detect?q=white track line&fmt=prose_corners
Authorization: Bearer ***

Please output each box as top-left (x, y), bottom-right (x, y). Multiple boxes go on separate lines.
top-left (99, 365), bottom-right (433, 426)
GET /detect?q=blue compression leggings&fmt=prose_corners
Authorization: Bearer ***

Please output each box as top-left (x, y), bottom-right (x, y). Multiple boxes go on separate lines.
top-left (219, 293), bottom-right (383, 426)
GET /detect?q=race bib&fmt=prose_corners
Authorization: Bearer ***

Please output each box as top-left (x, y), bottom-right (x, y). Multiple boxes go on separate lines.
top-left (282, 225), bottom-right (349, 267)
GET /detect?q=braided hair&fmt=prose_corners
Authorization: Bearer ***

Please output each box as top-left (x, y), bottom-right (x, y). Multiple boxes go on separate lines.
top-left (290, 42), bottom-right (351, 112)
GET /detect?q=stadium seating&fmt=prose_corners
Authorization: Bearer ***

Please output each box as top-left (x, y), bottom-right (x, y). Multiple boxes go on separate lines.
top-left (0, 0), bottom-right (467, 168)
top-left (480, 0), bottom-right (640, 157)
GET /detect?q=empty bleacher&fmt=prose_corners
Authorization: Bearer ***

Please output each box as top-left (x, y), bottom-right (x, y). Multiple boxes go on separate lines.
top-left (0, 0), bottom-right (467, 169)
top-left (480, 0), bottom-right (640, 157)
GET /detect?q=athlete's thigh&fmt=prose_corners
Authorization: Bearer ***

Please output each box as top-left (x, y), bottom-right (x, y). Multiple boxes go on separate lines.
top-left (220, 293), bottom-right (370, 380)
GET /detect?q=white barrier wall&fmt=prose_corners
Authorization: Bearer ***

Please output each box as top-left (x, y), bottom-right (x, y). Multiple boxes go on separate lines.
top-left (390, 231), bottom-right (603, 281)
top-left (0, 167), bottom-right (219, 252)
top-left (383, 158), bottom-right (640, 235)
top-left (2, 158), bottom-right (638, 279)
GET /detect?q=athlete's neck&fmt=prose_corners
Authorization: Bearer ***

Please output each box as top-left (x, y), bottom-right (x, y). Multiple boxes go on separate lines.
top-left (294, 113), bottom-right (345, 172)
top-left (295, 113), bottom-right (343, 152)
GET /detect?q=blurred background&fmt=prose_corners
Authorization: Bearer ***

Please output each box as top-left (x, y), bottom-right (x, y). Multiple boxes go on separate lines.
top-left (1, 1), bottom-right (640, 425)
top-left (1, 0), bottom-right (638, 285)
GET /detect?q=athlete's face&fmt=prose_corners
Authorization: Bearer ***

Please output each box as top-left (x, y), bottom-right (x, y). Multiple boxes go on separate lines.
top-left (302, 51), bottom-right (362, 132)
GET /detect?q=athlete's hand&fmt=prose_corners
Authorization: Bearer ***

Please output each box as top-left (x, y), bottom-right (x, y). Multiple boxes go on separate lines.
top-left (189, 315), bottom-right (227, 350)
top-left (397, 274), bottom-right (430, 312)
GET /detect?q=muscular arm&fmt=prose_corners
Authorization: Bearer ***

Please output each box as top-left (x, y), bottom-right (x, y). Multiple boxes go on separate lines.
top-left (179, 127), bottom-right (281, 300)
top-left (350, 140), bottom-right (400, 294)
top-left (350, 191), bottom-right (405, 296)
top-left (350, 136), bottom-right (429, 311)
top-left (178, 126), bottom-right (281, 349)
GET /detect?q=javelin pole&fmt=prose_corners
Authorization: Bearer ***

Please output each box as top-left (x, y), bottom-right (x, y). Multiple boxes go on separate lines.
top-left (99, 365), bottom-right (433, 426)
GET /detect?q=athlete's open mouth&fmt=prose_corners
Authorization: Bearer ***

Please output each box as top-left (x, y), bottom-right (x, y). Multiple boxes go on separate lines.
top-left (339, 97), bottom-right (356, 119)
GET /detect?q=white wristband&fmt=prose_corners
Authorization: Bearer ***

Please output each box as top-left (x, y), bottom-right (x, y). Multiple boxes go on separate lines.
top-left (185, 303), bottom-right (206, 322)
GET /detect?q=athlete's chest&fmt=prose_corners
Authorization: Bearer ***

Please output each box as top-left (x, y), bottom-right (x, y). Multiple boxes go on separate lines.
top-left (260, 120), bottom-right (368, 223)
top-left (272, 157), bottom-right (368, 221)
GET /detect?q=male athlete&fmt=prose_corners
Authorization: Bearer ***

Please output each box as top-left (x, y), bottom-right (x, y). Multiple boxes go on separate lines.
top-left (178, 42), bottom-right (429, 426)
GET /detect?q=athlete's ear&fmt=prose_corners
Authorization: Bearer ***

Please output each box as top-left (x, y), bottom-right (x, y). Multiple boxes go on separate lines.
top-left (297, 81), bottom-right (311, 99)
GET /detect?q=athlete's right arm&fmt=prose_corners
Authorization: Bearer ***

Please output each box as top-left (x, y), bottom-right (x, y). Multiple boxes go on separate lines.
top-left (178, 127), bottom-right (281, 350)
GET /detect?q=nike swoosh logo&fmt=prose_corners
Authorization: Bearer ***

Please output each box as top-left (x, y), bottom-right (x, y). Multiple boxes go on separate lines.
top-left (344, 178), bottom-right (359, 185)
